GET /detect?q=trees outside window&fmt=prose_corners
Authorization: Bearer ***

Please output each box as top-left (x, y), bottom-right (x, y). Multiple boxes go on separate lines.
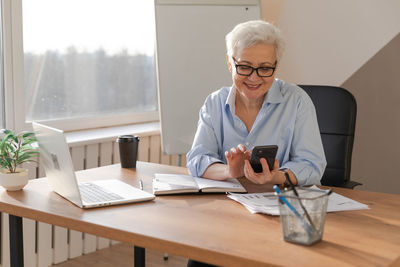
top-left (22, 0), bottom-right (158, 130)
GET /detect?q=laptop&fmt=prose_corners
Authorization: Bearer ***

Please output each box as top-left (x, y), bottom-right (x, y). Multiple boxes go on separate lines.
top-left (32, 122), bottom-right (155, 209)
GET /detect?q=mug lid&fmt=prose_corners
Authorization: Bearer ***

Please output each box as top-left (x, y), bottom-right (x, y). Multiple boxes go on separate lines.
top-left (116, 135), bottom-right (139, 143)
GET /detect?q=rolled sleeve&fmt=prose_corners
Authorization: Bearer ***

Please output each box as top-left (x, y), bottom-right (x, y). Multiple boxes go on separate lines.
top-left (187, 146), bottom-right (223, 177)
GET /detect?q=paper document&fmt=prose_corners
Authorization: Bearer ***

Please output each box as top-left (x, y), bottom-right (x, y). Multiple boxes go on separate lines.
top-left (228, 185), bottom-right (369, 215)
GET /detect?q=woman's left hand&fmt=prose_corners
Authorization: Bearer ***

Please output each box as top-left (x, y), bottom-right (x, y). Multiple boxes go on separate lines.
top-left (243, 157), bottom-right (281, 184)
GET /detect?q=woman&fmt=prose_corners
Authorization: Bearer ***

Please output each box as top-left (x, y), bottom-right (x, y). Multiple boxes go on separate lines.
top-left (187, 20), bottom-right (326, 188)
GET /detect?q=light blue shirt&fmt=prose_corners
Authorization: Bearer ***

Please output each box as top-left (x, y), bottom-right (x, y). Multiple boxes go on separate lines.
top-left (186, 79), bottom-right (326, 186)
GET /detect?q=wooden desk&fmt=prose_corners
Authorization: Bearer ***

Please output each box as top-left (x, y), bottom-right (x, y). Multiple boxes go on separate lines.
top-left (1, 162), bottom-right (400, 267)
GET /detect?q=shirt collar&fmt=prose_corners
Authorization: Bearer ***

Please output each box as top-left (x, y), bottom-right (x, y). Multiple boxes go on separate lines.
top-left (225, 79), bottom-right (284, 111)
top-left (264, 79), bottom-right (284, 104)
top-left (226, 86), bottom-right (236, 114)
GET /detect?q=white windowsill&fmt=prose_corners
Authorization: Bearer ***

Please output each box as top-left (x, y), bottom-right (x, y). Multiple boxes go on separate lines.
top-left (65, 121), bottom-right (160, 147)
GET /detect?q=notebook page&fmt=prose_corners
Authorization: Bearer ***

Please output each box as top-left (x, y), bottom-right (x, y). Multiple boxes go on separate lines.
top-left (154, 173), bottom-right (198, 187)
top-left (194, 177), bottom-right (245, 190)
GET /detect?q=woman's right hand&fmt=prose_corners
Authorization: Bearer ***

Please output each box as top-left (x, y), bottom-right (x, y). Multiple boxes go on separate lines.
top-left (225, 144), bottom-right (251, 178)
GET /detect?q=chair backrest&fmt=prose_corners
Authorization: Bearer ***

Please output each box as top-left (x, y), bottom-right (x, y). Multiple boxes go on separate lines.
top-left (298, 85), bottom-right (357, 187)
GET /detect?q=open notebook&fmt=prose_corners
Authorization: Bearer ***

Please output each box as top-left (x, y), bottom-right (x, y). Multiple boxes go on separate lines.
top-left (153, 173), bottom-right (247, 195)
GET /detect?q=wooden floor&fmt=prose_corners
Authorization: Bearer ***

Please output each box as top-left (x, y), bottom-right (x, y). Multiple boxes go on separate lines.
top-left (53, 243), bottom-right (187, 267)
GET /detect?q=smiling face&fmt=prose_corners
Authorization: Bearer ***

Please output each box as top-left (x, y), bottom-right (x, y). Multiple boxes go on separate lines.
top-left (227, 43), bottom-right (277, 102)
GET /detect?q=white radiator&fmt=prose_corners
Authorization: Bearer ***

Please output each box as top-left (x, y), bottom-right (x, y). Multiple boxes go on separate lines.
top-left (0, 133), bottom-right (186, 267)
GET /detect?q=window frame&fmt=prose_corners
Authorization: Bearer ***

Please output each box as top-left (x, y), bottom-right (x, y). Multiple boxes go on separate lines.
top-left (3, 0), bottom-right (159, 132)
top-left (2, 0), bottom-right (25, 131)
top-left (0, 0), bottom-right (5, 128)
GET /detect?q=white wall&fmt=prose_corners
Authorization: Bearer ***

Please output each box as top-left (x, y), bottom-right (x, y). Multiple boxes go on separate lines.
top-left (276, 0), bottom-right (400, 85)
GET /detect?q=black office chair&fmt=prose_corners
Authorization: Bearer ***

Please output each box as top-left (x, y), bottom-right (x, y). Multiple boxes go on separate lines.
top-left (299, 85), bottom-right (362, 189)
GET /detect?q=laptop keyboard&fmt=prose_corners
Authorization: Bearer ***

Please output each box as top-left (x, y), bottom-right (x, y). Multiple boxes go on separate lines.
top-left (79, 182), bottom-right (124, 203)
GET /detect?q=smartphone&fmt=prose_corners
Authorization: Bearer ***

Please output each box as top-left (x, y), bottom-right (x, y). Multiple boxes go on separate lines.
top-left (250, 145), bottom-right (278, 173)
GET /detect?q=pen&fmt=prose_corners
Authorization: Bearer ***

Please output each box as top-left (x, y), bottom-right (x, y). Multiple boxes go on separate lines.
top-left (139, 180), bottom-right (144, 190)
top-left (273, 185), bottom-right (314, 235)
top-left (282, 171), bottom-right (315, 229)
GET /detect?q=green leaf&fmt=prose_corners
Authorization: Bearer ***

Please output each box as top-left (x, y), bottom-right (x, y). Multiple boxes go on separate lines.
top-left (19, 151), bottom-right (39, 157)
top-left (1, 160), bottom-right (13, 170)
top-left (2, 129), bottom-right (13, 135)
top-left (7, 143), bottom-right (16, 153)
top-left (15, 154), bottom-right (32, 164)
top-left (22, 132), bottom-right (35, 138)
top-left (22, 139), bottom-right (37, 146)
top-left (1, 133), bottom-right (14, 147)
top-left (19, 144), bottom-right (37, 150)
top-left (10, 135), bottom-right (18, 143)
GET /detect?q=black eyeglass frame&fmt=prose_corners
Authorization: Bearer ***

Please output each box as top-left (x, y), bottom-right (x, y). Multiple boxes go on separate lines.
top-left (232, 57), bottom-right (277, 78)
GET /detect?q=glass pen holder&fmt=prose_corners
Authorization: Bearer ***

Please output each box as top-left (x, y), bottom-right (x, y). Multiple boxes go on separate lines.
top-left (278, 187), bottom-right (330, 245)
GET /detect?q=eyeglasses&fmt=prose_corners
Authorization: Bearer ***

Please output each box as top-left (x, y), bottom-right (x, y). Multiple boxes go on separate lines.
top-left (232, 57), bottom-right (277, 77)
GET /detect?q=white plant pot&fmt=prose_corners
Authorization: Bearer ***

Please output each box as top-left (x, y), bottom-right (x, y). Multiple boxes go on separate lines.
top-left (0, 168), bottom-right (29, 191)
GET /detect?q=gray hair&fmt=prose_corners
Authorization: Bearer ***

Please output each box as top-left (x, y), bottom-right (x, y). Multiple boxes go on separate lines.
top-left (225, 20), bottom-right (285, 62)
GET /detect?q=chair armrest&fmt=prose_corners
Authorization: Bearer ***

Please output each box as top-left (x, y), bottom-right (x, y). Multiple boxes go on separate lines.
top-left (342, 180), bottom-right (363, 189)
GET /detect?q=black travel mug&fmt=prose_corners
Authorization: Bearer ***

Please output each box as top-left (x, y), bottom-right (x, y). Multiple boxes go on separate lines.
top-left (116, 135), bottom-right (139, 168)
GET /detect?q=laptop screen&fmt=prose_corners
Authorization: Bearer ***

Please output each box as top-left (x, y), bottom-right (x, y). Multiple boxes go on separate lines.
top-left (32, 122), bottom-right (83, 207)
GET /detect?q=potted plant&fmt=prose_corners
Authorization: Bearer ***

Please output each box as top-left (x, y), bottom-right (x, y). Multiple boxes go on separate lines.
top-left (0, 129), bottom-right (39, 191)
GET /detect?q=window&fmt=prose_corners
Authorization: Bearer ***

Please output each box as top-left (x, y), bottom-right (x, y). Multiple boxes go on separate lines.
top-left (22, 0), bottom-right (158, 130)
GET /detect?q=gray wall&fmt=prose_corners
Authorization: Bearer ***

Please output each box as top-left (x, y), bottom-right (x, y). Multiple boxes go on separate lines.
top-left (342, 33), bottom-right (400, 194)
